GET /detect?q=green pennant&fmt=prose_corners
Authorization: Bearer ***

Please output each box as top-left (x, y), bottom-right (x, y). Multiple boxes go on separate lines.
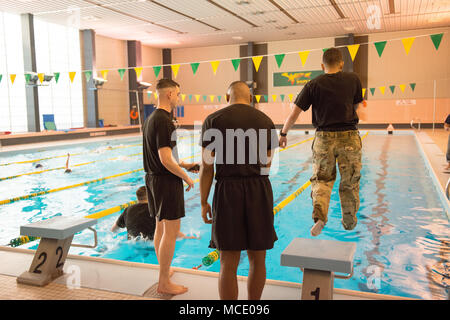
top-left (190, 63), bottom-right (200, 75)
top-left (274, 54), bottom-right (285, 68)
top-left (231, 59), bottom-right (241, 71)
top-left (370, 88), bottom-right (376, 96)
top-left (264, 95), bottom-right (268, 102)
top-left (84, 70), bottom-right (92, 82)
top-left (218, 96), bottom-right (222, 103)
top-left (118, 68), bottom-right (126, 80)
top-left (25, 73), bottom-right (31, 82)
top-left (410, 83), bottom-right (416, 92)
top-left (188, 94), bottom-right (193, 102)
top-left (323, 48), bottom-right (329, 53)
top-left (389, 85), bottom-right (396, 94)
top-left (54, 72), bottom-right (60, 83)
top-left (374, 41), bottom-right (387, 58)
top-left (0, 74), bottom-right (2, 83)
top-left (280, 94), bottom-right (285, 102)
top-left (152, 66), bottom-right (161, 78)
top-left (430, 33), bottom-right (444, 50)
top-left (203, 95), bottom-right (207, 102)
top-left (147, 91), bottom-right (151, 99)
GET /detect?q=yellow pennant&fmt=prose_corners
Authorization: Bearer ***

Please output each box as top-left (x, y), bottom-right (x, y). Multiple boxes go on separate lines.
top-left (298, 51), bottom-right (310, 66)
top-left (255, 95), bottom-right (261, 103)
top-left (362, 88), bottom-right (366, 98)
top-left (402, 37), bottom-right (415, 55)
top-left (379, 86), bottom-right (386, 95)
top-left (288, 94), bottom-right (294, 102)
top-left (195, 94), bottom-right (200, 102)
top-left (10, 74), bottom-right (16, 84)
top-left (252, 56), bottom-right (263, 72)
top-left (272, 95), bottom-right (277, 102)
top-left (171, 64), bottom-right (180, 78)
top-left (69, 71), bottom-right (76, 83)
top-left (100, 70), bottom-right (109, 80)
top-left (399, 84), bottom-right (406, 93)
top-left (134, 67), bottom-right (143, 79)
top-left (210, 95), bottom-right (215, 102)
top-left (210, 61), bottom-right (220, 75)
top-left (38, 73), bottom-right (45, 84)
top-left (153, 92), bottom-right (158, 99)
top-left (181, 94), bottom-right (186, 102)
top-left (347, 44), bottom-right (360, 62)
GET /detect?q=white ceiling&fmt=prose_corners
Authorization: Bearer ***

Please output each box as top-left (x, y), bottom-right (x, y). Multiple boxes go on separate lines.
top-left (1, 0), bottom-right (450, 48)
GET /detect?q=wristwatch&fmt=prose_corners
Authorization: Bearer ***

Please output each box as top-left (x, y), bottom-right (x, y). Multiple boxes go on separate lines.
top-left (280, 131), bottom-right (287, 137)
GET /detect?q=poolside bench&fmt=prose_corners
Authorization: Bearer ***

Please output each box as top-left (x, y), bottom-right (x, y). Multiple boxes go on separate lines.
top-left (16, 216), bottom-right (97, 287)
top-left (281, 238), bottom-right (356, 300)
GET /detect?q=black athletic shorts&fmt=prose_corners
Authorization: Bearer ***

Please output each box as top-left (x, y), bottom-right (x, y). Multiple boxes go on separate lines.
top-left (209, 176), bottom-right (278, 251)
top-left (145, 173), bottom-right (185, 221)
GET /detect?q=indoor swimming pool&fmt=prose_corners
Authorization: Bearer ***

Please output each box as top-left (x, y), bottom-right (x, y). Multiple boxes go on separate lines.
top-left (0, 130), bottom-right (448, 300)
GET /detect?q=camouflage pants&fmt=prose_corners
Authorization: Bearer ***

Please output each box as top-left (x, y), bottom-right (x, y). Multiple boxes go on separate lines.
top-left (310, 131), bottom-right (362, 226)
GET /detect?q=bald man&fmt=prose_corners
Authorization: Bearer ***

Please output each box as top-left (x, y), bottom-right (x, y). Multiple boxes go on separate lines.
top-left (199, 81), bottom-right (278, 300)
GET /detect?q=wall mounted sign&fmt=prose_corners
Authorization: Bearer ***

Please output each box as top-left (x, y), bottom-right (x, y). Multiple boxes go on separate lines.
top-left (273, 70), bottom-right (324, 87)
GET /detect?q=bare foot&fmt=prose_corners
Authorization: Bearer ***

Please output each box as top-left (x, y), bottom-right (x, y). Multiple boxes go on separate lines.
top-left (157, 281), bottom-right (188, 295)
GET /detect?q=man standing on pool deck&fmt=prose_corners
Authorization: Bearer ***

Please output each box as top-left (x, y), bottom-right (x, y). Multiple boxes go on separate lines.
top-left (142, 78), bottom-right (198, 296)
top-left (279, 48), bottom-right (364, 237)
top-left (199, 81), bottom-right (278, 300)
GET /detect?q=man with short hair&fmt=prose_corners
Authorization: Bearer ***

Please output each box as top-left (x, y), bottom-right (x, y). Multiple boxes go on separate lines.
top-left (199, 81), bottom-right (278, 300)
top-left (111, 186), bottom-right (155, 240)
top-left (143, 78), bottom-right (199, 296)
top-left (279, 47), bottom-right (364, 237)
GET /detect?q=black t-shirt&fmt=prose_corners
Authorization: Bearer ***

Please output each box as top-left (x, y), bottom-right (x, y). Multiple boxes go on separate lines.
top-left (116, 203), bottom-right (156, 240)
top-left (294, 71), bottom-right (363, 131)
top-left (142, 108), bottom-right (179, 176)
top-left (200, 104), bottom-right (278, 179)
top-left (445, 115), bottom-right (450, 124)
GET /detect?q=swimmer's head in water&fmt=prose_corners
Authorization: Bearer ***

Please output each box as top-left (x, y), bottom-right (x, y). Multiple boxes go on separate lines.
top-left (35, 164), bottom-right (43, 169)
top-left (64, 169), bottom-right (72, 174)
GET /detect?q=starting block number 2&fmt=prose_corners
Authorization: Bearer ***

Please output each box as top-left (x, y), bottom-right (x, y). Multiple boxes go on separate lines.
top-left (33, 246), bottom-right (65, 274)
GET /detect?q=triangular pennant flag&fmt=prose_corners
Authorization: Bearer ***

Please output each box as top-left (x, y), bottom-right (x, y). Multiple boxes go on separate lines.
top-left (100, 70), bottom-right (109, 80)
top-left (153, 66), bottom-right (161, 78)
top-left (38, 73), bottom-right (45, 84)
top-left (374, 41), bottom-right (387, 58)
top-left (54, 72), bottom-right (60, 83)
top-left (389, 85), bottom-right (396, 94)
top-left (147, 91), bottom-right (151, 99)
top-left (231, 59), bottom-right (241, 71)
top-left (171, 64), bottom-right (180, 78)
top-left (190, 63), bottom-right (200, 75)
top-left (430, 33), bottom-right (444, 51)
top-left (379, 86), bottom-right (386, 95)
top-left (347, 44), bottom-right (360, 62)
top-left (24, 73), bottom-right (31, 83)
top-left (288, 94), bottom-right (293, 102)
top-left (370, 88), bottom-right (376, 96)
top-left (264, 95), bottom-right (268, 102)
top-left (218, 96), bottom-right (222, 103)
top-left (298, 51), bottom-right (310, 66)
top-left (203, 95), bottom-right (207, 102)
top-left (280, 94), bottom-right (285, 102)
top-left (134, 67), bottom-right (143, 78)
top-left (84, 70), bottom-right (92, 82)
top-left (252, 56), bottom-right (263, 72)
top-left (410, 83), bottom-right (416, 92)
top-left (0, 74), bottom-right (2, 83)
top-left (362, 88), bottom-right (366, 98)
top-left (255, 95), bottom-right (261, 103)
top-left (399, 84), bottom-right (406, 93)
top-left (195, 94), bottom-right (200, 102)
top-left (210, 61), bottom-right (220, 75)
top-left (189, 94), bottom-right (193, 102)
top-left (402, 37), bottom-right (415, 55)
top-left (10, 74), bottom-right (16, 84)
top-left (272, 94), bottom-right (277, 102)
top-left (275, 54), bottom-right (285, 68)
top-left (323, 48), bottom-right (329, 53)
top-left (210, 95), bottom-right (215, 102)
top-left (181, 94), bottom-right (186, 102)
top-left (153, 92), bottom-right (158, 99)
top-left (69, 72), bottom-right (76, 83)
top-left (118, 69), bottom-right (126, 81)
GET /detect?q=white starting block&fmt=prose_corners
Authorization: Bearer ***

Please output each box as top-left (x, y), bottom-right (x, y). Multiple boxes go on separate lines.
top-left (281, 238), bottom-right (356, 300)
top-left (16, 216), bottom-right (97, 287)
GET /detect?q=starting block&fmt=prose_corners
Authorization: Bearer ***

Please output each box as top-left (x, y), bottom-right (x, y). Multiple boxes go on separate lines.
top-left (16, 216), bottom-right (97, 287)
top-left (281, 238), bottom-right (356, 300)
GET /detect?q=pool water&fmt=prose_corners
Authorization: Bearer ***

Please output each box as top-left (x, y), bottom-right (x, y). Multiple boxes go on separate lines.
top-left (0, 131), bottom-right (448, 300)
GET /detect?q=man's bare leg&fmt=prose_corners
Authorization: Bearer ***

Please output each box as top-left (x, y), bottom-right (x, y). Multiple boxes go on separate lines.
top-left (219, 250), bottom-right (241, 300)
top-left (153, 220), bottom-right (175, 278)
top-left (157, 219), bottom-right (187, 295)
top-left (247, 250), bottom-right (266, 300)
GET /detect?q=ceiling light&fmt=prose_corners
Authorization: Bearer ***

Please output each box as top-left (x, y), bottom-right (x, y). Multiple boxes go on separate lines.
top-left (236, 0), bottom-right (251, 4)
